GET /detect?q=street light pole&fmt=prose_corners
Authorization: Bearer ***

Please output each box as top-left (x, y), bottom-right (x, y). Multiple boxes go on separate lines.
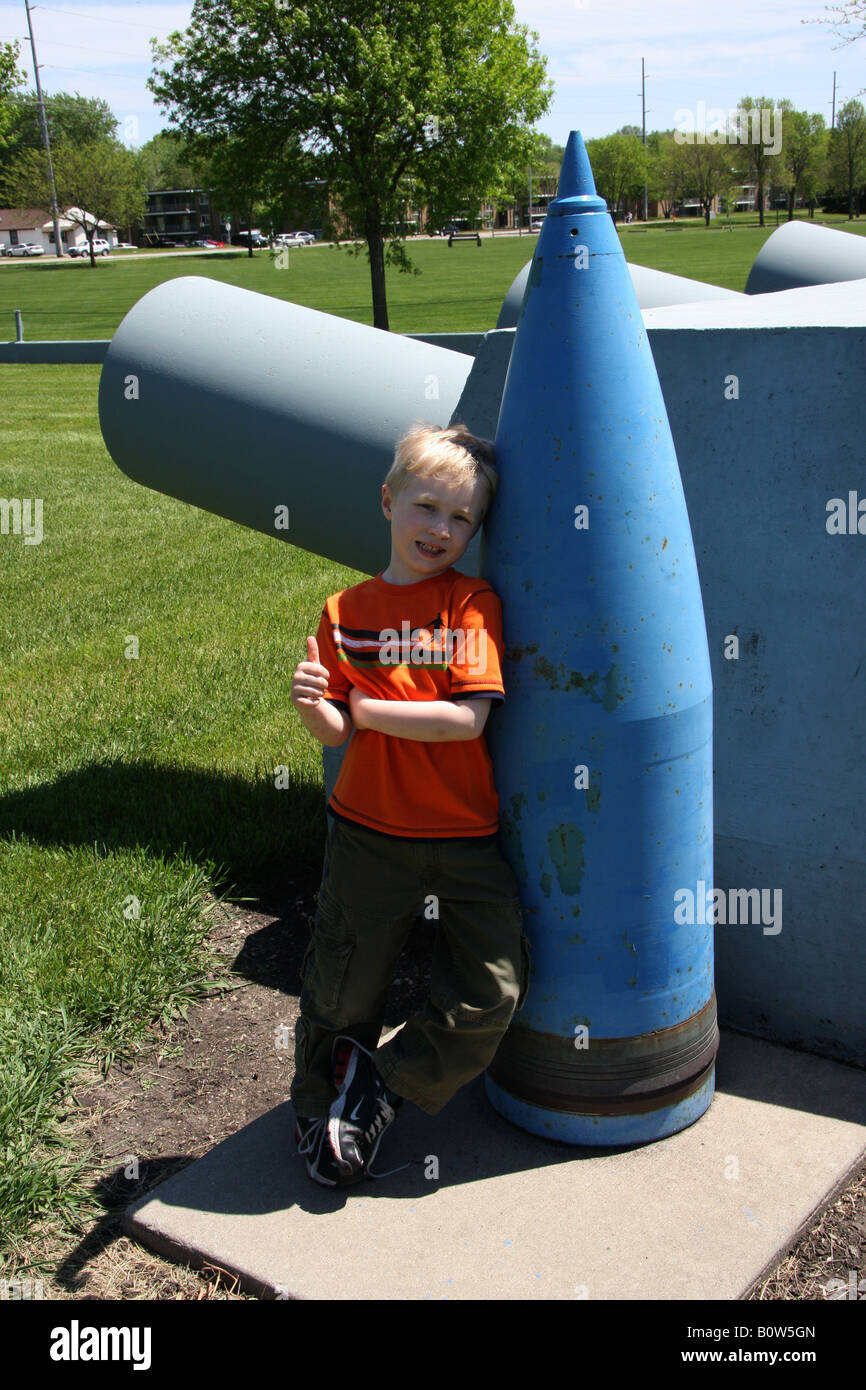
top-left (641, 58), bottom-right (649, 223)
top-left (831, 71), bottom-right (837, 130)
top-left (23, 0), bottom-right (63, 258)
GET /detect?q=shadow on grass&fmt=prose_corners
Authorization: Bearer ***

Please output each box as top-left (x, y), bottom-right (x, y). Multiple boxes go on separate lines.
top-left (51, 1156), bottom-right (200, 1297)
top-left (0, 757), bottom-right (437, 1012)
top-left (0, 757), bottom-right (327, 912)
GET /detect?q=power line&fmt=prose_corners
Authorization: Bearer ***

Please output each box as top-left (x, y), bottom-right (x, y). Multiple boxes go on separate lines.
top-left (0, 32), bottom-right (144, 58)
top-left (0, 2), bottom-right (167, 29)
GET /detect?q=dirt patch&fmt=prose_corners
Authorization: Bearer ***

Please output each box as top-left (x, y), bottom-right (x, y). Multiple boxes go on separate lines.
top-left (9, 884), bottom-right (866, 1301)
top-left (12, 879), bottom-right (436, 1300)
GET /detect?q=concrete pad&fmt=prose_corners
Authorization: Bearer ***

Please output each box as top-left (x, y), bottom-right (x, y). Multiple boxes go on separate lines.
top-left (122, 1029), bottom-right (866, 1300)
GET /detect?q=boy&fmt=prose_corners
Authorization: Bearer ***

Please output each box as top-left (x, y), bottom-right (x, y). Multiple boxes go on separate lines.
top-left (289, 421), bottom-right (529, 1187)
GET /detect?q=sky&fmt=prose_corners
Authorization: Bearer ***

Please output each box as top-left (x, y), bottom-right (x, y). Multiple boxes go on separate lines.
top-left (0, 0), bottom-right (863, 148)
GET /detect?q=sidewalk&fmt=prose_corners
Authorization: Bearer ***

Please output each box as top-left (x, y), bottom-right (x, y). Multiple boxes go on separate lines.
top-left (123, 1028), bottom-right (866, 1300)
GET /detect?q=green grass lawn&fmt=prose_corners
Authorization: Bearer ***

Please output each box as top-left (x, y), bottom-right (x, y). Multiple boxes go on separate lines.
top-left (1, 237), bottom-right (537, 340)
top-left (2, 206), bottom-right (865, 1260)
top-left (0, 362), bottom-right (364, 1256)
top-left (3, 211), bottom-right (866, 345)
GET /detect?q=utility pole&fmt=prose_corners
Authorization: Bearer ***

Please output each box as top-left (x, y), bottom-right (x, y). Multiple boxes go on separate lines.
top-left (23, 0), bottom-right (63, 258)
top-left (529, 160), bottom-right (533, 230)
top-left (831, 71), bottom-right (837, 129)
top-left (641, 58), bottom-right (649, 222)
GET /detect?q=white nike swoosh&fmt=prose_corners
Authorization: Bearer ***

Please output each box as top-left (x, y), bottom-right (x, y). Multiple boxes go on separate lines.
top-left (349, 1098), bottom-right (365, 1122)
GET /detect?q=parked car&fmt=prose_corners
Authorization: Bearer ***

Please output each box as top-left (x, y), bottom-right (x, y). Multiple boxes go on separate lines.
top-left (530, 218), bottom-right (546, 232)
top-left (273, 231), bottom-right (315, 247)
top-left (67, 239), bottom-right (111, 257)
top-left (5, 242), bottom-right (45, 257)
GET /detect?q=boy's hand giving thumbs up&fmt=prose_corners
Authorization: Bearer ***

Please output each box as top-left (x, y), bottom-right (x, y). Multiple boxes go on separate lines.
top-left (290, 635), bottom-right (353, 747)
top-left (291, 635), bottom-right (330, 708)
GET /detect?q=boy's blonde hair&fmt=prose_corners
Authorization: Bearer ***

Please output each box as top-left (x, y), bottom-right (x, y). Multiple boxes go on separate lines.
top-left (384, 421), bottom-right (498, 525)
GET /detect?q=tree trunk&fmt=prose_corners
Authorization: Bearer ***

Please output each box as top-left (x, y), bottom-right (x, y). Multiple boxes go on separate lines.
top-left (366, 203), bottom-right (389, 331)
top-left (704, 202), bottom-right (711, 226)
top-left (757, 177), bottom-right (765, 228)
top-left (787, 186), bottom-right (795, 221)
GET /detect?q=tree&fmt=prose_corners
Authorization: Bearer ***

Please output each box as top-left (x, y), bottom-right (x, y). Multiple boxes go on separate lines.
top-left (197, 128), bottom-right (313, 254)
top-left (1, 90), bottom-right (117, 161)
top-left (778, 104), bottom-right (828, 216)
top-left (5, 140), bottom-right (147, 264)
top-left (719, 170), bottom-right (742, 227)
top-left (585, 133), bottom-right (646, 219)
top-left (0, 42), bottom-right (26, 152)
top-left (801, 142), bottom-right (828, 218)
top-left (527, 130), bottom-right (562, 202)
top-left (147, 0), bottom-right (552, 329)
top-left (780, 107), bottom-right (827, 219)
top-left (806, 1), bottom-right (866, 44)
top-left (678, 140), bottom-right (730, 225)
top-left (1, 89), bottom-right (121, 207)
top-left (827, 99), bottom-right (866, 218)
top-left (729, 96), bottom-right (783, 227)
top-left (135, 130), bottom-right (211, 193)
top-left (649, 132), bottom-right (687, 217)
top-left (491, 129), bottom-right (561, 227)
top-left (0, 41), bottom-right (27, 200)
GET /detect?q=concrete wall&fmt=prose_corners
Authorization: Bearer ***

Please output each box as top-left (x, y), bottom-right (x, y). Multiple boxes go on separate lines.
top-left (644, 299), bottom-right (866, 1066)
top-left (0, 341), bottom-right (109, 364)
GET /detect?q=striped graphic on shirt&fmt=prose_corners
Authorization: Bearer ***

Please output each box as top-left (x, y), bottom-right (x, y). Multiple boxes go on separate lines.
top-left (332, 614), bottom-right (488, 672)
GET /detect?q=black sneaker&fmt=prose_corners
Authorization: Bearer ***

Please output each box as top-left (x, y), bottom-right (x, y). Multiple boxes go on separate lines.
top-left (295, 1114), bottom-right (348, 1188)
top-left (327, 1036), bottom-right (399, 1182)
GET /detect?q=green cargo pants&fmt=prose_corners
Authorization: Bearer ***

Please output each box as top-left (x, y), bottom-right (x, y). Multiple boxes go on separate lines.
top-left (291, 812), bottom-right (530, 1118)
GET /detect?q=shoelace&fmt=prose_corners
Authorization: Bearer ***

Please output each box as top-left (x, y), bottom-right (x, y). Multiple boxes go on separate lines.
top-left (366, 1156), bottom-right (410, 1178)
top-left (298, 1114), bottom-right (410, 1179)
top-left (296, 1119), bottom-right (327, 1157)
top-left (360, 1102), bottom-right (413, 1178)
top-left (362, 1102), bottom-right (394, 1144)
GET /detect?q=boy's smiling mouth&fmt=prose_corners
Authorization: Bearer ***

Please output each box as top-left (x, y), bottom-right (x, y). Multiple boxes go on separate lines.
top-left (416, 541), bottom-right (446, 556)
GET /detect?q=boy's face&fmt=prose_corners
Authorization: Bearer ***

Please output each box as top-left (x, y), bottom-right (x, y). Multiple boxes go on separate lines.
top-left (381, 472), bottom-right (486, 583)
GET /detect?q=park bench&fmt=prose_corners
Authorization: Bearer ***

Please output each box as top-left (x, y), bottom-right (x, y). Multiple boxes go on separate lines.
top-left (448, 232), bottom-right (481, 247)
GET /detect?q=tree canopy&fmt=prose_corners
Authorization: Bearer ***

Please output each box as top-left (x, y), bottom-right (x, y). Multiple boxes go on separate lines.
top-left (147, 0), bottom-right (552, 328)
top-left (828, 99), bottom-right (866, 217)
top-left (5, 140), bottom-right (147, 264)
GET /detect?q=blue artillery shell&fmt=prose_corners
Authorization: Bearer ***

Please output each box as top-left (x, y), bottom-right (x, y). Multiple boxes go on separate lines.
top-left (481, 131), bottom-right (717, 1144)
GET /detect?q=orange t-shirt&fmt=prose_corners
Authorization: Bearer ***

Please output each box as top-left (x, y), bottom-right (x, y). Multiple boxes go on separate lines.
top-left (316, 567), bottom-right (505, 838)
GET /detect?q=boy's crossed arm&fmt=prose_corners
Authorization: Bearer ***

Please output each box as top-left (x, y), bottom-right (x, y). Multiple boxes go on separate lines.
top-left (291, 636), bottom-right (491, 746)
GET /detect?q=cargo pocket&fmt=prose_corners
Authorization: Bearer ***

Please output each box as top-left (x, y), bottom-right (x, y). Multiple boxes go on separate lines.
top-left (301, 894), bottom-right (355, 1020)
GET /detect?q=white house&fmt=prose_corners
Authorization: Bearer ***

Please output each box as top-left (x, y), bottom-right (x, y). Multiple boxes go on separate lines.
top-left (0, 206), bottom-right (118, 254)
